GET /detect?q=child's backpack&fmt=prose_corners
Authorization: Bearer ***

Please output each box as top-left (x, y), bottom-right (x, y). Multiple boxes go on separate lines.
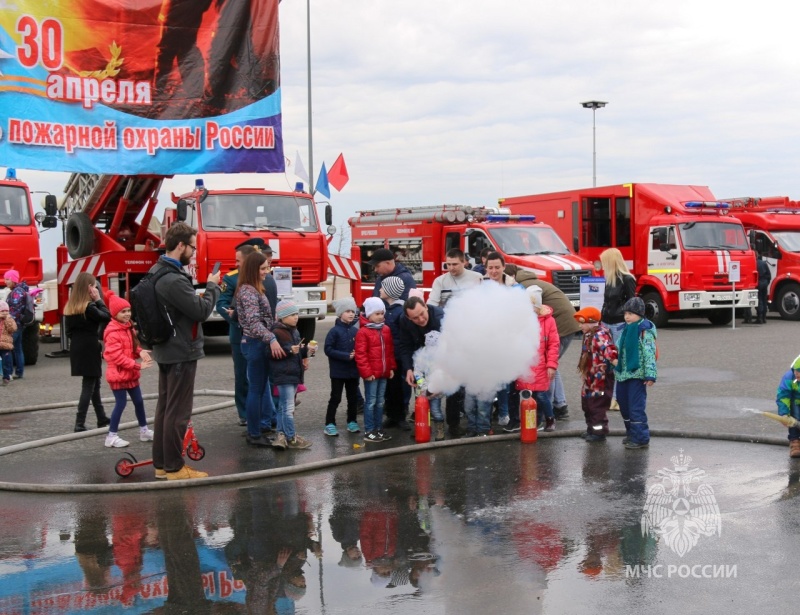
top-left (130, 268), bottom-right (178, 346)
top-left (19, 292), bottom-right (35, 327)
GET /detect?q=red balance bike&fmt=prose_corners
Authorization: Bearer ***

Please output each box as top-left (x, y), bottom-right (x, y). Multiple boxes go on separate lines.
top-left (114, 421), bottom-right (205, 478)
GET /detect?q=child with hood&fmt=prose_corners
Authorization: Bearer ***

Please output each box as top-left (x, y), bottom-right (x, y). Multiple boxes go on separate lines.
top-left (775, 354), bottom-right (800, 458)
top-left (515, 286), bottom-right (560, 432)
top-left (614, 296), bottom-right (657, 449)
top-left (323, 297), bottom-right (361, 436)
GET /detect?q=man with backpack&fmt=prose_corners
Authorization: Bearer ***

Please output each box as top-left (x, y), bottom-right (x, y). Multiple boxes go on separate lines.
top-left (146, 222), bottom-right (220, 480)
top-left (2, 269), bottom-right (31, 380)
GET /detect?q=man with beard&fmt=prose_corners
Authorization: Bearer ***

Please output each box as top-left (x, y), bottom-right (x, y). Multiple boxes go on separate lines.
top-left (149, 222), bottom-right (221, 480)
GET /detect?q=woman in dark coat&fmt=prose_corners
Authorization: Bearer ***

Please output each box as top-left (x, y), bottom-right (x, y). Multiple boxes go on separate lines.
top-left (64, 272), bottom-right (111, 432)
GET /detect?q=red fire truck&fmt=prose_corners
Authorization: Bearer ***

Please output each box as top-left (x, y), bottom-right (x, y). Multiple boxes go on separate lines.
top-left (0, 168), bottom-right (55, 365)
top-left (52, 173), bottom-right (330, 345)
top-left (347, 205), bottom-right (594, 305)
top-left (500, 183), bottom-right (758, 326)
top-left (723, 195), bottom-right (800, 320)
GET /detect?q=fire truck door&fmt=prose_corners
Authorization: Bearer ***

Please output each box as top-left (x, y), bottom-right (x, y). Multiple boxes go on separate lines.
top-left (752, 230), bottom-right (780, 293)
top-left (648, 225), bottom-right (681, 291)
top-left (465, 230), bottom-right (493, 268)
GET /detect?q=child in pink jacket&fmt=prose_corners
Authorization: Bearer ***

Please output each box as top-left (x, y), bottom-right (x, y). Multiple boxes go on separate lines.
top-left (102, 293), bottom-right (153, 448)
top-left (515, 286), bottom-right (560, 432)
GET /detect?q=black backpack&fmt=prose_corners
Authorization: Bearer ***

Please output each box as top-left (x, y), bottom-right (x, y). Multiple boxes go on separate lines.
top-left (19, 291), bottom-right (35, 327)
top-left (130, 267), bottom-right (178, 346)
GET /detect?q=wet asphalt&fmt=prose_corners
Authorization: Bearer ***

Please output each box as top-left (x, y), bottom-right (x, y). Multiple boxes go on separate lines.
top-left (0, 314), bottom-right (798, 613)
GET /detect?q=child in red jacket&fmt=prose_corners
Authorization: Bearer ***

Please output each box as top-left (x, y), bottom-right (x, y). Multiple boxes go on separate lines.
top-left (355, 297), bottom-right (396, 443)
top-left (102, 293), bottom-right (153, 448)
top-left (515, 286), bottom-right (560, 432)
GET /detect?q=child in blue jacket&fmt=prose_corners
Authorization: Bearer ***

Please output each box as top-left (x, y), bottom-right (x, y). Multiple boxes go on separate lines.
top-left (776, 354), bottom-right (800, 458)
top-left (323, 298), bottom-right (361, 436)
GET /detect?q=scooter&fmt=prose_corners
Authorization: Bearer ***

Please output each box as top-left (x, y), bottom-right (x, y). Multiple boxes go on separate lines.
top-left (114, 420), bottom-right (205, 477)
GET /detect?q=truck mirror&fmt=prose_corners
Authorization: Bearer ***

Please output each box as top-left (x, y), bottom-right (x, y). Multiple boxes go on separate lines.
top-left (573, 236), bottom-right (579, 252)
top-left (325, 203), bottom-right (332, 226)
top-left (176, 199), bottom-right (188, 221)
top-left (198, 187), bottom-right (208, 203)
top-left (44, 194), bottom-right (57, 216)
top-left (747, 229), bottom-right (756, 250)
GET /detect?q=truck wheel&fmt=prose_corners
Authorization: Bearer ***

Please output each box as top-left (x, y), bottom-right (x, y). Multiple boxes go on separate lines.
top-left (296, 318), bottom-right (316, 343)
top-left (642, 291), bottom-right (668, 328)
top-left (777, 283), bottom-right (800, 320)
top-left (22, 324), bottom-right (39, 366)
top-left (66, 212), bottom-right (95, 259)
top-left (708, 309), bottom-right (733, 326)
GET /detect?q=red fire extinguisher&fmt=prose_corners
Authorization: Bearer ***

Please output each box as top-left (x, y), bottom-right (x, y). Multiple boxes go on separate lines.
top-left (520, 390), bottom-right (538, 443)
top-left (414, 394), bottom-right (431, 443)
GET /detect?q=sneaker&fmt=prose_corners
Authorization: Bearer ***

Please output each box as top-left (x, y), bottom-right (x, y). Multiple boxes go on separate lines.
top-left (397, 419), bottom-right (412, 432)
top-left (624, 440), bottom-right (649, 450)
top-left (790, 440), bottom-right (800, 458)
top-left (498, 415), bottom-right (510, 426)
top-left (139, 427), bottom-right (154, 442)
top-left (238, 418), bottom-right (248, 427)
top-left (287, 435), bottom-right (312, 449)
top-left (166, 465), bottom-right (208, 480)
top-left (154, 468), bottom-right (167, 480)
top-left (554, 405), bottom-right (569, 420)
top-left (465, 430), bottom-right (477, 438)
top-left (273, 432), bottom-right (288, 450)
top-left (544, 418), bottom-right (555, 432)
top-left (503, 422), bottom-right (521, 433)
top-left (364, 432), bottom-right (384, 443)
top-left (324, 424), bottom-right (339, 437)
top-left (347, 422), bottom-right (360, 433)
top-left (2, 379), bottom-right (9, 386)
top-left (585, 434), bottom-right (606, 442)
top-left (246, 434), bottom-right (272, 447)
top-left (476, 432), bottom-right (490, 437)
top-left (378, 431), bottom-right (392, 442)
top-left (434, 422), bottom-right (445, 441)
top-left (104, 435), bottom-right (129, 448)
top-left (579, 431), bottom-right (590, 440)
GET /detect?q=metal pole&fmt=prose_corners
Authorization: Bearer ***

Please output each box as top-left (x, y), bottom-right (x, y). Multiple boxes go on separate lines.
top-left (306, 0), bottom-right (314, 191)
top-left (592, 108), bottom-right (597, 187)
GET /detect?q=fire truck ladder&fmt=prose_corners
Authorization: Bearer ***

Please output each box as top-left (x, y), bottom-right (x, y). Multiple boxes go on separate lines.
top-left (62, 173), bottom-right (166, 258)
top-left (353, 204), bottom-right (508, 224)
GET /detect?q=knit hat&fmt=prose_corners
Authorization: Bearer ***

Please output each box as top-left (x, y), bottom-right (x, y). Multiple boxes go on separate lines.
top-left (622, 296), bottom-right (646, 318)
top-left (106, 292), bottom-right (131, 318)
top-left (363, 297), bottom-right (385, 318)
top-left (0, 300), bottom-right (8, 312)
top-left (526, 285), bottom-right (543, 306)
top-left (333, 297), bottom-right (358, 318)
top-left (276, 299), bottom-right (299, 319)
top-left (381, 276), bottom-right (405, 300)
top-left (408, 288), bottom-right (425, 300)
top-left (3, 269), bottom-right (19, 284)
top-left (574, 306), bottom-right (602, 324)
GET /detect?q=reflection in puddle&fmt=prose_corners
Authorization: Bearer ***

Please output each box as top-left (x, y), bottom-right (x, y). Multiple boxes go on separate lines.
top-left (0, 439), bottom-right (796, 613)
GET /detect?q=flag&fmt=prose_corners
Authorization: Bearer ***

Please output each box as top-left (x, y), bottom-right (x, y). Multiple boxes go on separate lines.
top-left (315, 162), bottom-right (331, 198)
top-left (328, 153), bottom-right (350, 191)
top-left (294, 150), bottom-right (309, 183)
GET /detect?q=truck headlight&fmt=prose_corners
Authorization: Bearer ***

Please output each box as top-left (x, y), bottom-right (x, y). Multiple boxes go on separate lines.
top-left (684, 293), bottom-right (700, 301)
top-left (307, 291), bottom-right (323, 301)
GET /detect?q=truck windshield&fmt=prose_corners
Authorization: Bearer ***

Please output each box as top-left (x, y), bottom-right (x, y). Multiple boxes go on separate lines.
top-left (487, 226), bottom-right (571, 256)
top-left (678, 222), bottom-right (749, 250)
top-left (200, 194), bottom-right (318, 233)
top-left (772, 231), bottom-right (800, 253)
top-left (0, 185), bottom-right (32, 227)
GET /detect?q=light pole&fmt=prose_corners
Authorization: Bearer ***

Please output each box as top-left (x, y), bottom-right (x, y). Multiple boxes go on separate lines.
top-left (580, 100), bottom-right (607, 187)
top-left (306, 0), bottom-right (314, 190)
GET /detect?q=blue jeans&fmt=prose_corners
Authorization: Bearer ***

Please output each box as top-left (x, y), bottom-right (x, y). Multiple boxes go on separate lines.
top-left (1, 349), bottom-right (11, 380)
top-left (232, 338), bottom-right (248, 421)
top-left (363, 378), bottom-right (387, 433)
top-left (276, 383), bottom-right (298, 440)
top-left (548, 335), bottom-right (573, 407)
top-left (110, 386), bottom-right (147, 432)
top-left (428, 395), bottom-right (444, 422)
top-left (11, 328), bottom-right (23, 377)
top-left (496, 384), bottom-right (510, 419)
top-left (534, 390), bottom-right (554, 421)
top-left (240, 337), bottom-right (273, 438)
top-left (464, 394), bottom-right (492, 433)
top-left (617, 379), bottom-right (650, 444)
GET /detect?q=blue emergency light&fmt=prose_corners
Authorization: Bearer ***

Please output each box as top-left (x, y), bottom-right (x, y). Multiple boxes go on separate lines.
top-left (295, 182), bottom-right (305, 192)
top-left (195, 178), bottom-right (205, 190)
top-left (5, 168), bottom-right (16, 181)
top-left (486, 214), bottom-right (537, 222)
top-left (684, 201), bottom-right (730, 209)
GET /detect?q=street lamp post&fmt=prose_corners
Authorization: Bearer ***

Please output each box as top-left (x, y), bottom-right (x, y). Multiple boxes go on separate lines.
top-left (580, 100), bottom-right (607, 187)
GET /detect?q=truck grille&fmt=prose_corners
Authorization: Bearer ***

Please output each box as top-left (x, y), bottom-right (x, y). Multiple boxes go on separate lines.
top-left (290, 264), bottom-right (321, 285)
top-left (552, 270), bottom-right (592, 295)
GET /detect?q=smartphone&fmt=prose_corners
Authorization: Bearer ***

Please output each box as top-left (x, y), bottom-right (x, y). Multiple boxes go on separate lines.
top-left (212, 261), bottom-right (222, 275)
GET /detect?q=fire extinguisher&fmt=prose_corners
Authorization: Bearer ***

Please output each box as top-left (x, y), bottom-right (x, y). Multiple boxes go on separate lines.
top-left (520, 389), bottom-right (538, 443)
top-left (414, 394), bottom-right (431, 443)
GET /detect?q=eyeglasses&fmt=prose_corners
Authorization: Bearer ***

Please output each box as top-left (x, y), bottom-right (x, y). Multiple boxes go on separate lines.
top-left (185, 243), bottom-right (197, 253)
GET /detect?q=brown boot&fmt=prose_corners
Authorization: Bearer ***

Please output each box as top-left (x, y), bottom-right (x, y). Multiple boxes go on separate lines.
top-left (790, 440), bottom-right (800, 458)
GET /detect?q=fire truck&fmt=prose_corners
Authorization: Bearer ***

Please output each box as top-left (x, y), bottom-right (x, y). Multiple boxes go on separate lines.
top-left (500, 183), bottom-right (759, 327)
top-left (723, 195), bottom-right (800, 320)
top-left (0, 168), bottom-right (54, 365)
top-left (347, 205), bottom-right (594, 305)
top-left (52, 173), bottom-right (330, 346)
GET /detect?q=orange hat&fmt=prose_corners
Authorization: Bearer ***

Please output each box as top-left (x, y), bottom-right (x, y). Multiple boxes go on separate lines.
top-left (574, 306), bottom-right (601, 324)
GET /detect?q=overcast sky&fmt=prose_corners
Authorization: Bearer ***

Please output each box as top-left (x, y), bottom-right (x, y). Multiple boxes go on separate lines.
top-left (11, 0), bottom-right (800, 272)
